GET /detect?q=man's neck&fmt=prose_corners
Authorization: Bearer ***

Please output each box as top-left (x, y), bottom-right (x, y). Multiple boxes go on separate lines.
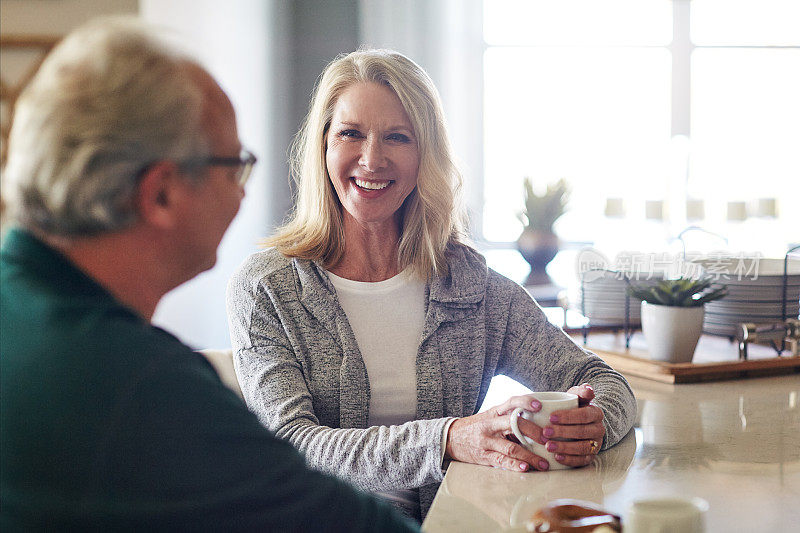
top-left (42, 229), bottom-right (176, 321)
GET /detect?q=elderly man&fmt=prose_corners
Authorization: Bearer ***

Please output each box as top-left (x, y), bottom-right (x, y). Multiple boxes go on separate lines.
top-left (0, 18), bottom-right (417, 532)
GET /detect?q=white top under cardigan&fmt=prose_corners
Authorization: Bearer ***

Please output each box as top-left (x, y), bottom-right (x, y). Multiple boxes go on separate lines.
top-left (326, 269), bottom-right (426, 517)
top-left (326, 269), bottom-right (424, 427)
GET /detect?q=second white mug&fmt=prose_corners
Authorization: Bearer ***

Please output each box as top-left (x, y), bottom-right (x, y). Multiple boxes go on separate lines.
top-left (626, 496), bottom-right (708, 533)
top-left (509, 391), bottom-right (578, 470)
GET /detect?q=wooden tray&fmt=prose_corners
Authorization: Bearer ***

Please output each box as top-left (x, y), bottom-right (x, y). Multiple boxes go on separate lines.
top-left (579, 332), bottom-right (800, 384)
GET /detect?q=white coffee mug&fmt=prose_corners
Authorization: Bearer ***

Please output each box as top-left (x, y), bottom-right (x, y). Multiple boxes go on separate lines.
top-left (626, 496), bottom-right (708, 533)
top-left (509, 391), bottom-right (578, 470)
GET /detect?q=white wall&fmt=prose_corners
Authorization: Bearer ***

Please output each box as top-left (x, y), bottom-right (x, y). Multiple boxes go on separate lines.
top-left (140, 0), bottom-right (277, 349)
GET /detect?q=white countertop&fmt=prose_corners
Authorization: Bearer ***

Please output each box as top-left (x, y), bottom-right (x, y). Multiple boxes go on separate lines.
top-left (422, 373), bottom-right (800, 532)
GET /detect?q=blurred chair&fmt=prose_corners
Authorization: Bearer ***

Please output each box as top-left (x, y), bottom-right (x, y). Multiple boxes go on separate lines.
top-left (199, 348), bottom-right (243, 400)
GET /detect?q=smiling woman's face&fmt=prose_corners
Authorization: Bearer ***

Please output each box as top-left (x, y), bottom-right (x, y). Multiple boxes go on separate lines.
top-left (325, 82), bottom-right (420, 233)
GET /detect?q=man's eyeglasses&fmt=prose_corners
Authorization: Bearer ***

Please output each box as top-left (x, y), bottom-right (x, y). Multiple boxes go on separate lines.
top-left (184, 148), bottom-right (258, 186)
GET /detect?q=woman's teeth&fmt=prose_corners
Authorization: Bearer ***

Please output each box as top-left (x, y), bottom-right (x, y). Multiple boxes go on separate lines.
top-left (354, 178), bottom-right (391, 190)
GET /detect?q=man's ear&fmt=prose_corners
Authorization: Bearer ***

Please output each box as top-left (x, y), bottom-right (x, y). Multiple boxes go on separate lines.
top-left (135, 161), bottom-right (183, 229)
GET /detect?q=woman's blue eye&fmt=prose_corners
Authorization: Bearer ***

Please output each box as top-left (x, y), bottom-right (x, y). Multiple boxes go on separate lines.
top-left (338, 129), bottom-right (361, 138)
top-left (387, 133), bottom-right (411, 143)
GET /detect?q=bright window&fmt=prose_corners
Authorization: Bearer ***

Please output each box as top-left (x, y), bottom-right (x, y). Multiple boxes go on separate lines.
top-left (482, 0), bottom-right (800, 256)
top-left (690, 49), bottom-right (800, 205)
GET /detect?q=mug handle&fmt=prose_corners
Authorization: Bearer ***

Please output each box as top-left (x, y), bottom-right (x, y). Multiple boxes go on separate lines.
top-left (510, 407), bottom-right (533, 445)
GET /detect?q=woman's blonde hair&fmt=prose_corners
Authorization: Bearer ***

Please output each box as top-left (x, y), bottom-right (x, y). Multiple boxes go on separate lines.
top-left (265, 49), bottom-right (468, 278)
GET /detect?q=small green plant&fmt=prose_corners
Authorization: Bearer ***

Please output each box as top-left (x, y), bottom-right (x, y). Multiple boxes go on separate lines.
top-left (518, 177), bottom-right (570, 232)
top-left (627, 277), bottom-right (727, 307)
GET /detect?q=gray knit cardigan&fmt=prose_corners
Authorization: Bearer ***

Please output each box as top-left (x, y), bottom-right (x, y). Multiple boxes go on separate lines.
top-left (226, 244), bottom-right (636, 519)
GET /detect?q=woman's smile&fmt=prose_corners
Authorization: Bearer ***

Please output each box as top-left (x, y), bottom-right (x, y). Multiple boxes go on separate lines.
top-left (353, 177), bottom-right (393, 191)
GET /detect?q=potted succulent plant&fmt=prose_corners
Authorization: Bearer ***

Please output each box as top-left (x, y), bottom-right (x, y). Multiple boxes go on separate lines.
top-left (517, 177), bottom-right (569, 285)
top-left (628, 277), bottom-right (727, 363)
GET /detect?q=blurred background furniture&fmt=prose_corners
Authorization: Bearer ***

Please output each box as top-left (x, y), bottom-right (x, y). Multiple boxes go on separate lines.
top-left (199, 349), bottom-right (242, 400)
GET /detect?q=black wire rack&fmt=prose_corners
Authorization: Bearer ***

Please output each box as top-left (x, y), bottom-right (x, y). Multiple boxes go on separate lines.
top-left (781, 244), bottom-right (800, 323)
top-left (578, 268), bottom-right (645, 349)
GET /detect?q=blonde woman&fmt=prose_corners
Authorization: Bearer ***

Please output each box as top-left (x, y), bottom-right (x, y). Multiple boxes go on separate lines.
top-left (227, 49), bottom-right (635, 521)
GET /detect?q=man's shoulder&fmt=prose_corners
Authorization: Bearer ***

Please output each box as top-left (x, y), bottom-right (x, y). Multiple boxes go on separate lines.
top-left (3, 299), bottom-right (195, 388)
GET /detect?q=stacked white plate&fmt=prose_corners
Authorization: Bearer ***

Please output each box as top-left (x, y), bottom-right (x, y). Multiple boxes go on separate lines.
top-left (573, 270), bottom-right (664, 326)
top-left (692, 257), bottom-right (800, 337)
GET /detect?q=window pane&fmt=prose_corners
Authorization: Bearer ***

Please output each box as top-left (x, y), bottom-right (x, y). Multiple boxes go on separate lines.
top-left (690, 49), bottom-right (800, 225)
top-left (484, 0), bottom-right (672, 46)
top-left (692, 0), bottom-right (800, 46)
top-left (483, 47), bottom-right (672, 242)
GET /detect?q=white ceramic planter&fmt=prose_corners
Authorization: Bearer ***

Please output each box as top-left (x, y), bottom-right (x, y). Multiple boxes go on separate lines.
top-left (640, 302), bottom-right (705, 363)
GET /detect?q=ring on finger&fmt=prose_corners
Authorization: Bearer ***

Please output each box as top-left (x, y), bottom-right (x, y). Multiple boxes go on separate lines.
top-left (589, 439), bottom-right (600, 454)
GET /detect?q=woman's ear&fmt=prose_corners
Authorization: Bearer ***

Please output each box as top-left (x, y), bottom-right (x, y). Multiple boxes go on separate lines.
top-left (135, 161), bottom-right (182, 229)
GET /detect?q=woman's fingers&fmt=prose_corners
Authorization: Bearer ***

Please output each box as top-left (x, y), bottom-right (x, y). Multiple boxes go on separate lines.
top-left (567, 383), bottom-right (595, 406)
top-left (546, 437), bottom-right (601, 468)
top-left (549, 451), bottom-right (595, 468)
top-left (492, 394), bottom-right (543, 416)
top-left (481, 410), bottom-right (551, 470)
top-left (484, 437), bottom-right (551, 472)
top-left (542, 420), bottom-right (605, 441)
top-left (549, 404), bottom-right (604, 425)
top-left (545, 437), bottom-right (602, 457)
top-left (511, 413), bottom-right (547, 445)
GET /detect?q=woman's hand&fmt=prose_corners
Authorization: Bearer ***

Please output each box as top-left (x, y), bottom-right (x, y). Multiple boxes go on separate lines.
top-left (543, 383), bottom-right (606, 468)
top-left (445, 394), bottom-right (554, 472)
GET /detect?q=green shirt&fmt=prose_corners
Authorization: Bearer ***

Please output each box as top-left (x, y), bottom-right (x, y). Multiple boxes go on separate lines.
top-left (0, 228), bottom-right (417, 532)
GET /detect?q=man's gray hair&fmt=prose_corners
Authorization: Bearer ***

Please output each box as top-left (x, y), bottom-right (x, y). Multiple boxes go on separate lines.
top-left (3, 16), bottom-right (209, 236)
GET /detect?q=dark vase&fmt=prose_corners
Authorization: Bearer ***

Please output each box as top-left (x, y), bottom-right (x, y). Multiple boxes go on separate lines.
top-left (517, 229), bottom-right (559, 286)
